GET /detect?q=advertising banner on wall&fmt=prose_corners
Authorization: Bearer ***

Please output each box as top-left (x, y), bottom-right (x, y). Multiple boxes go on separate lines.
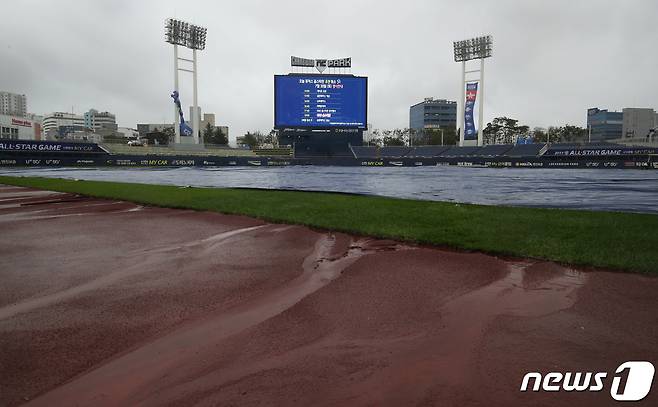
top-left (464, 82), bottom-right (478, 140)
top-left (0, 139), bottom-right (106, 153)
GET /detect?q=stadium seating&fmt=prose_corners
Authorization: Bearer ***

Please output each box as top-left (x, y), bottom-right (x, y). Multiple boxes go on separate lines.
top-left (252, 147), bottom-right (293, 156)
top-left (505, 143), bottom-right (547, 157)
top-left (351, 146), bottom-right (379, 158)
top-left (439, 146), bottom-right (483, 157)
top-left (546, 143), bottom-right (580, 148)
top-left (477, 144), bottom-right (514, 157)
top-left (407, 146), bottom-right (452, 157)
top-left (348, 143), bottom-right (636, 159)
top-left (380, 146), bottom-right (412, 157)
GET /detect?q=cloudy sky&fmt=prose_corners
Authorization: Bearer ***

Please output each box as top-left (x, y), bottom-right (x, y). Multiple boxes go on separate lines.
top-left (1, 0), bottom-right (657, 144)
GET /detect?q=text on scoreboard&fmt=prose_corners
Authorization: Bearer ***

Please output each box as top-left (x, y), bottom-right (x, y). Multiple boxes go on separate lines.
top-left (274, 75), bottom-right (367, 128)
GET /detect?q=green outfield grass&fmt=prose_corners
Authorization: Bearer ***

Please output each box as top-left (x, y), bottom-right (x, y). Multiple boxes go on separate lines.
top-left (2, 175), bottom-right (657, 274)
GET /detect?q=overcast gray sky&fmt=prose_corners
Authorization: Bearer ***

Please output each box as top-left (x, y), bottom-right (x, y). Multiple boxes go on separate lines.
top-left (1, 0), bottom-right (657, 144)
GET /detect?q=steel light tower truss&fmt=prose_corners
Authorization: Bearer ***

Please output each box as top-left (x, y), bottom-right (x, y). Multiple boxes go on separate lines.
top-left (453, 36), bottom-right (493, 147)
top-left (165, 18), bottom-right (208, 145)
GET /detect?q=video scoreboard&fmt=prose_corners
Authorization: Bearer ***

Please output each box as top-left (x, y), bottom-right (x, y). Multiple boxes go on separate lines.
top-left (274, 74), bottom-right (367, 129)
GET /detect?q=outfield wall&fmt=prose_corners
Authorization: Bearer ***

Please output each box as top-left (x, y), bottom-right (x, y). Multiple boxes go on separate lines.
top-left (1, 139), bottom-right (655, 169)
top-left (0, 154), bottom-right (656, 170)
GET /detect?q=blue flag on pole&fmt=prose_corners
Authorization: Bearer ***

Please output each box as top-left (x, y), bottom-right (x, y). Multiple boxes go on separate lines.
top-left (170, 91), bottom-right (193, 136)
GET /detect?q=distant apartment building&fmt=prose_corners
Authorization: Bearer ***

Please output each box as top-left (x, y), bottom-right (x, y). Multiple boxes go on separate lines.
top-left (586, 108), bottom-right (623, 142)
top-left (0, 91), bottom-right (27, 117)
top-left (84, 109), bottom-right (117, 133)
top-left (409, 98), bottom-right (457, 132)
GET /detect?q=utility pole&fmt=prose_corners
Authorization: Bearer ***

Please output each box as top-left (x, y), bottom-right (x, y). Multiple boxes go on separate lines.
top-left (173, 44), bottom-right (180, 144)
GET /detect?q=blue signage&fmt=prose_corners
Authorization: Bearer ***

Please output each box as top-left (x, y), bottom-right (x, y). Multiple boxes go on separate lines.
top-left (544, 147), bottom-right (658, 157)
top-left (275, 74), bottom-right (367, 128)
top-left (464, 82), bottom-right (478, 140)
top-left (516, 135), bottom-right (533, 145)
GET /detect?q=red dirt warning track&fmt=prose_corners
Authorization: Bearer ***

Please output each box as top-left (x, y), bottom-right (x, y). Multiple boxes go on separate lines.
top-left (0, 184), bottom-right (656, 406)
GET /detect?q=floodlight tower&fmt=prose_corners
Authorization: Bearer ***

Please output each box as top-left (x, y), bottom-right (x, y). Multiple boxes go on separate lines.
top-left (453, 36), bottom-right (493, 147)
top-left (165, 18), bottom-right (207, 145)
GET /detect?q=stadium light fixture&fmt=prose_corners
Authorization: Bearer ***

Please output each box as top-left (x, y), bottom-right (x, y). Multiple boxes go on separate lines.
top-left (165, 18), bottom-right (207, 50)
top-left (453, 35), bottom-right (493, 62)
top-left (165, 18), bottom-right (208, 145)
top-left (453, 35), bottom-right (493, 147)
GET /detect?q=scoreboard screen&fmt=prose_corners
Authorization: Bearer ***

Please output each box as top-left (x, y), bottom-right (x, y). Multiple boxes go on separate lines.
top-left (274, 74), bottom-right (367, 128)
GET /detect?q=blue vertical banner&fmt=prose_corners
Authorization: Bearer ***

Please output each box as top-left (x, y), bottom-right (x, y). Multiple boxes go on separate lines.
top-left (464, 82), bottom-right (478, 140)
top-left (170, 91), bottom-right (193, 136)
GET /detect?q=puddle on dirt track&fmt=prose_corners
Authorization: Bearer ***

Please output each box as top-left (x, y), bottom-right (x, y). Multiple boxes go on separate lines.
top-left (1, 186), bottom-right (656, 407)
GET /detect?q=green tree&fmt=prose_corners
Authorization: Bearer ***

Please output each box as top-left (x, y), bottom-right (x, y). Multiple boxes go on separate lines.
top-left (382, 129), bottom-right (405, 146)
top-left (532, 127), bottom-right (547, 143)
top-left (483, 117), bottom-right (530, 144)
top-left (560, 125), bottom-right (588, 142)
top-left (419, 128), bottom-right (457, 145)
top-left (382, 137), bottom-right (405, 146)
top-left (238, 131), bottom-right (263, 148)
top-left (144, 127), bottom-right (173, 145)
top-left (535, 125), bottom-right (588, 144)
top-left (203, 122), bottom-right (215, 144)
top-left (213, 127), bottom-right (228, 145)
top-left (366, 129), bottom-right (383, 146)
top-left (162, 127), bottom-right (174, 145)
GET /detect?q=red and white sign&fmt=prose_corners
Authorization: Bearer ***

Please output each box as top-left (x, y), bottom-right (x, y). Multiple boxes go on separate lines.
top-left (11, 118), bottom-right (32, 127)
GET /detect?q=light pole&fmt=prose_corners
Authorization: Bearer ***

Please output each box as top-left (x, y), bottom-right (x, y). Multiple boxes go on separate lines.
top-left (165, 18), bottom-right (207, 145)
top-left (453, 36), bottom-right (493, 147)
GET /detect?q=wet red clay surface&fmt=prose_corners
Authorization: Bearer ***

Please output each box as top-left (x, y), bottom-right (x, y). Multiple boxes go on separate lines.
top-left (0, 184), bottom-right (656, 406)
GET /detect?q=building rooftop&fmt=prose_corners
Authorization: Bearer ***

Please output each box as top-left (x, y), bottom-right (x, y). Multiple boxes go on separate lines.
top-left (410, 98), bottom-right (457, 109)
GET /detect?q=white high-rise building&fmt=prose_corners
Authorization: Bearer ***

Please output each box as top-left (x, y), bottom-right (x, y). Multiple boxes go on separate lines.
top-left (42, 112), bottom-right (85, 136)
top-left (0, 91), bottom-right (27, 117)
